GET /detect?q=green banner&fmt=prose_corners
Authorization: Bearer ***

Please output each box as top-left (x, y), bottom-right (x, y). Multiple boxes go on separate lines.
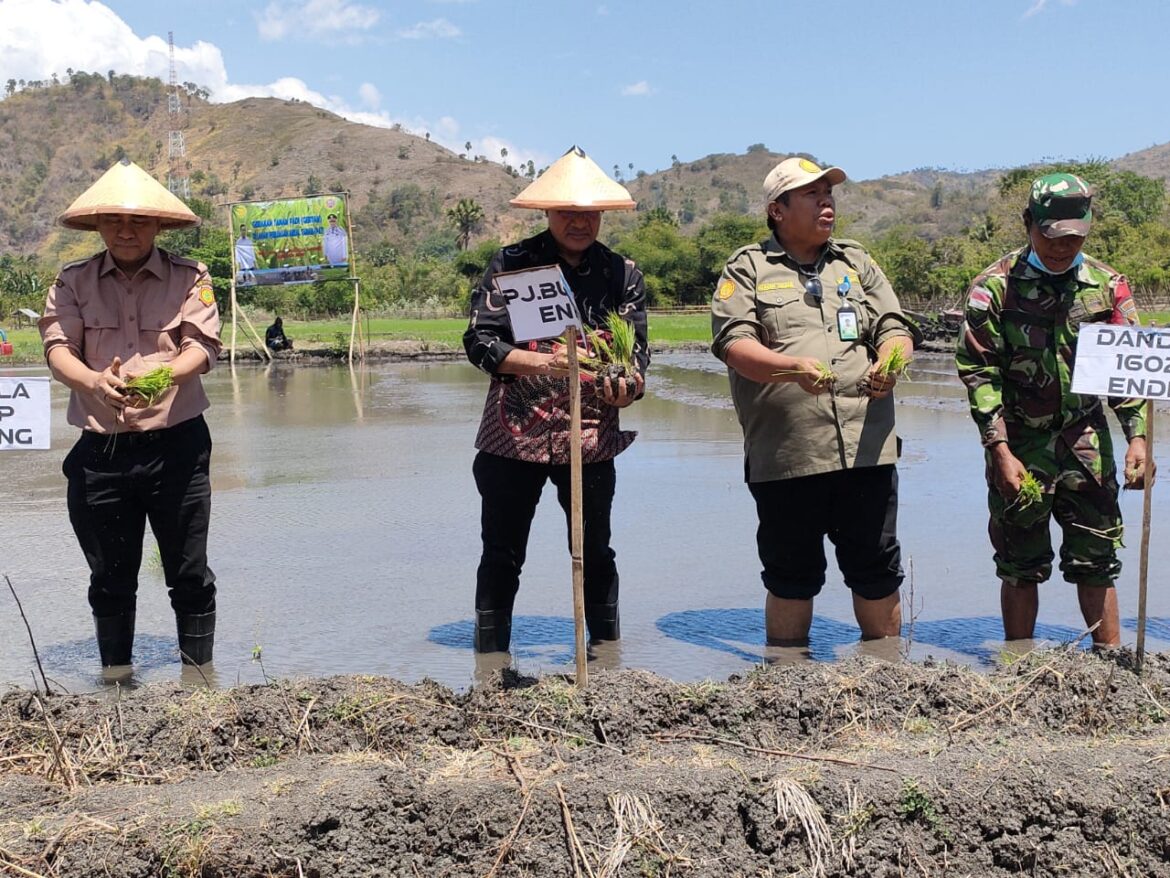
top-left (229, 195), bottom-right (351, 287)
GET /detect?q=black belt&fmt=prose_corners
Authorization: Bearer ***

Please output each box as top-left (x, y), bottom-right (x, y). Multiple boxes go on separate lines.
top-left (80, 415), bottom-right (204, 449)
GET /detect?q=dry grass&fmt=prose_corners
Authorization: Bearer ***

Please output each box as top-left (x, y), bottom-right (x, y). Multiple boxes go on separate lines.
top-left (772, 776), bottom-right (832, 878)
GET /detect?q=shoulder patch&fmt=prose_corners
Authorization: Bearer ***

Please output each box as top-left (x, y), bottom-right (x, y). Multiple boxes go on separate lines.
top-left (198, 282), bottom-right (216, 307)
top-left (717, 279), bottom-right (737, 301)
top-left (967, 286), bottom-right (993, 312)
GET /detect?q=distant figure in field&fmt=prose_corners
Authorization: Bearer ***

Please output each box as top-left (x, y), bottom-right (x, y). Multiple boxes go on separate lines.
top-left (323, 214), bottom-right (348, 267)
top-left (265, 316), bottom-right (293, 352)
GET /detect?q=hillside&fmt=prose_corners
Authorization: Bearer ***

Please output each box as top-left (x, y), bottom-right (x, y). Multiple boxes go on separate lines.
top-left (0, 74), bottom-right (1168, 266)
top-left (0, 73), bottom-right (529, 263)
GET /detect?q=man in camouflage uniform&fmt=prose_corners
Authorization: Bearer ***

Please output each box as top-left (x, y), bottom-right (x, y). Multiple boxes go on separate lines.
top-left (955, 173), bottom-right (1152, 647)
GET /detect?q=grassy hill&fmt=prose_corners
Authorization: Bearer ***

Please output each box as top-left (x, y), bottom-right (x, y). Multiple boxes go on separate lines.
top-left (0, 73), bottom-right (1167, 268)
top-left (0, 73), bottom-right (530, 264)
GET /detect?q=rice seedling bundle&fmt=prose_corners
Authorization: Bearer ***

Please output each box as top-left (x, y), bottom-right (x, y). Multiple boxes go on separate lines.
top-left (123, 365), bottom-right (175, 408)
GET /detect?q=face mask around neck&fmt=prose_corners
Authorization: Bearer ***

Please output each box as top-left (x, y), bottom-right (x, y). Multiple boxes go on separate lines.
top-left (1027, 247), bottom-right (1083, 275)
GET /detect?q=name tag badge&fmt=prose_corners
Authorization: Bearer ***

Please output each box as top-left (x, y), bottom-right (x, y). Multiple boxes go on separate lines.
top-left (837, 305), bottom-right (859, 341)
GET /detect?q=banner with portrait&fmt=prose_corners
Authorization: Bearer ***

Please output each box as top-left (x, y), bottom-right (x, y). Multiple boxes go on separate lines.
top-left (229, 194), bottom-right (351, 287)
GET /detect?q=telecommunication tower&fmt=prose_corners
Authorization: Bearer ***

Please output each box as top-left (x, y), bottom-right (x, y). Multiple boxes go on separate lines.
top-left (166, 31), bottom-right (190, 199)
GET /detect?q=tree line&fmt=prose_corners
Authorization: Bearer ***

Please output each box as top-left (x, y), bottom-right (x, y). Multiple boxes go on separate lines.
top-left (1, 161), bottom-right (1166, 321)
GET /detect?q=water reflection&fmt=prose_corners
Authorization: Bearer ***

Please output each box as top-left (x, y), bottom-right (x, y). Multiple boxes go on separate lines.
top-left (2, 352), bottom-right (1168, 693)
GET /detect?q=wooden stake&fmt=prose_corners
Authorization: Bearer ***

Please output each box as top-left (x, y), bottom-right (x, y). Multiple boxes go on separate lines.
top-left (229, 277), bottom-right (238, 364)
top-left (348, 277), bottom-right (362, 364)
top-left (566, 325), bottom-right (588, 689)
top-left (1136, 399), bottom-right (1155, 672)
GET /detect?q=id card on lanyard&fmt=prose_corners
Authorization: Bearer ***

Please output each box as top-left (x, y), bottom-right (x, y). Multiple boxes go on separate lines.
top-left (836, 275), bottom-right (859, 341)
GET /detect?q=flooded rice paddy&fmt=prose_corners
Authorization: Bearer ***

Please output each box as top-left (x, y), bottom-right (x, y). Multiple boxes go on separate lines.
top-left (2, 350), bottom-right (1168, 692)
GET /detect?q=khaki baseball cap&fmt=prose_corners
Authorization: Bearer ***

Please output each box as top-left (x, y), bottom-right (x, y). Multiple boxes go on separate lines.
top-left (763, 157), bottom-right (847, 202)
top-left (59, 159), bottom-right (200, 230)
top-left (1028, 173), bottom-right (1092, 238)
top-left (510, 146), bottom-right (636, 211)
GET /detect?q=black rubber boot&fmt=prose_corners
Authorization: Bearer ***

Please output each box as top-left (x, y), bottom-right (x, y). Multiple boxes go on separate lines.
top-left (585, 603), bottom-right (620, 643)
top-left (177, 611), bottom-right (215, 666)
top-left (474, 609), bottom-right (512, 653)
top-left (94, 613), bottom-right (135, 667)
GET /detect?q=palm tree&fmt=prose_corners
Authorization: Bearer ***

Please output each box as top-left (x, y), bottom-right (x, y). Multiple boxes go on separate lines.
top-left (447, 198), bottom-right (485, 250)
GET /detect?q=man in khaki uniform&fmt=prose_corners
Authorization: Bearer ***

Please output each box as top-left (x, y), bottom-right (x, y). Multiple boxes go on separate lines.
top-left (711, 156), bottom-right (918, 646)
top-left (40, 159), bottom-right (223, 671)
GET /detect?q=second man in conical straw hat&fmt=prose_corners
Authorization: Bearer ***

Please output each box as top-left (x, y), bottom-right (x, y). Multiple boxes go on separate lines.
top-left (463, 146), bottom-right (649, 654)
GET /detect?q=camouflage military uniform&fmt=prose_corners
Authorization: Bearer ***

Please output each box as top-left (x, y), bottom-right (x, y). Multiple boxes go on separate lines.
top-left (955, 246), bottom-right (1144, 586)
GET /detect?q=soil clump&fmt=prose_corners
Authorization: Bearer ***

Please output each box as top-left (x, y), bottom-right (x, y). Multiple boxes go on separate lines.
top-left (2, 649), bottom-right (1168, 877)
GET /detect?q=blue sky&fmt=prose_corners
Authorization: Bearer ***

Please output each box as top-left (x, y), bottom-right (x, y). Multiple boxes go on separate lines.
top-left (1, 0), bottom-right (1168, 183)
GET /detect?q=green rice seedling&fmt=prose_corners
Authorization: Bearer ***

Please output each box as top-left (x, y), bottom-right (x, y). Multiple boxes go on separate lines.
top-left (1015, 471), bottom-right (1043, 509)
top-left (874, 345), bottom-right (911, 379)
top-left (123, 365), bottom-right (175, 408)
top-left (568, 313), bottom-right (639, 394)
top-left (772, 362), bottom-right (837, 386)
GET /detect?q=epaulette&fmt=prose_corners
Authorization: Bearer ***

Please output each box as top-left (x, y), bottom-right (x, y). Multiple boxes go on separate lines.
top-left (59, 253), bottom-right (102, 273)
top-left (1081, 253), bottom-right (1122, 279)
top-left (728, 240), bottom-right (768, 262)
top-left (163, 251), bottom-right (204, 270)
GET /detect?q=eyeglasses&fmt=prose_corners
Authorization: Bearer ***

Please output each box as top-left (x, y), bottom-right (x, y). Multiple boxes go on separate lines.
top-left (802, 275), bottom-right (823, 300)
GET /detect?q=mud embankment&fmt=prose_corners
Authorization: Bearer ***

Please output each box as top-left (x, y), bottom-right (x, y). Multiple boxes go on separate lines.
top-left (1, 650), bottom-right (1168, 877)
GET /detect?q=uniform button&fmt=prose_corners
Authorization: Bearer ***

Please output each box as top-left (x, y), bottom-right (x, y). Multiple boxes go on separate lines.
top-left (127, 343), bottom-right (134, 349)
top-left (129, 315), bottom-right (135, 322)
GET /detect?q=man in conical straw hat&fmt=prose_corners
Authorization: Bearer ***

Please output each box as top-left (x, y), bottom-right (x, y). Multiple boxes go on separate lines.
top-left (463, 146), bottom-right (649, 653)
top-left (39, 159), bottom-right (223, 674)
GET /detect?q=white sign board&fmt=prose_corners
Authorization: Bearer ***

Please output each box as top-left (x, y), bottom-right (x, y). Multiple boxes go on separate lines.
top-left (0, 376), bottom-right (51, 450)
top-left (492, 265), bottom-right (584, 343)
top-left (1072, 324), bottom-right (1170, 401)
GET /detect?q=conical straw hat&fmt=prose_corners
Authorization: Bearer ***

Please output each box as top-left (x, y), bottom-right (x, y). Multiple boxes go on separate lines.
top-left (510, 146), bottom-right (635, 211)
top-left (59, 159), bottom-right (200, 230)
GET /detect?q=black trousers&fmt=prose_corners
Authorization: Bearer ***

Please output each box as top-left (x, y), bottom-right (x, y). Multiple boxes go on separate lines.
top-left (63, 416), bottom-right (217, 618)
top-left (748, 464), bottom-right (903, 601)
top-left (472, 451), bottom-right (618, 613)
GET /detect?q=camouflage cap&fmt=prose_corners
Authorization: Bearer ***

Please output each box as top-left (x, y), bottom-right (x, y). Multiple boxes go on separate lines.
top-left (1028, 173), bottom-right (1092, 238)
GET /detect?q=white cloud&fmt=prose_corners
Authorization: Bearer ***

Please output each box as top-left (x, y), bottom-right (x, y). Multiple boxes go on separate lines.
top-left (396, 18), bottom-right (461, 39)
top-left (256, 0), bottom-right (380, 42)
top-left (620, 80), bottom-right (654, 97)
top-left (1023, 0), bottom-right (1075, 18)
top-left (358, 82), bottom-right (380, 109)
top-left (0, 1), bottom-right (539, 173)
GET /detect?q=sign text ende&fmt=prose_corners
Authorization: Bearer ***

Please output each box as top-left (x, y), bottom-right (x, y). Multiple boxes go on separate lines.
top-left (1071, 324), bottom-right (1170, 401)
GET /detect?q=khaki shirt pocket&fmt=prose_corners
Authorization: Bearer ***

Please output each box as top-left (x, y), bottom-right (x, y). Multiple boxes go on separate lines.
top-left (756, 290), bottom-right (807, 346)
top-left (141, 312), bottom-right (184, 357)
top-left (81, 310), bottom-right (122, 371)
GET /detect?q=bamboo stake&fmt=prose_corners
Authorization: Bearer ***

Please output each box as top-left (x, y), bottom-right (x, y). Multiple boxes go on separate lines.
top-left (566, 325), bottom-right (588, 689)
top-left (348, 276), bottom-right (361, 365)
top-left (1136, 399), bottom-right (1155, 672)
top-left (229, 276), bottom-right (239, 365)
top-left (234, 302), bottom-right (271, 362)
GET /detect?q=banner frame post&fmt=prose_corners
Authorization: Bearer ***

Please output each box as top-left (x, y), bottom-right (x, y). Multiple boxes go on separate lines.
top-left (566, 325), bottom-right (588, 689)
top-left (1136, 399), bottom-right (1155, 672)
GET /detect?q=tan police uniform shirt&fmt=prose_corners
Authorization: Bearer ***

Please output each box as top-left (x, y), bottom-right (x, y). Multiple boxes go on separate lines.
top-left (711, 236), bottom-right (914, 483)
top-left (39, 247), bottom-right (222, 433)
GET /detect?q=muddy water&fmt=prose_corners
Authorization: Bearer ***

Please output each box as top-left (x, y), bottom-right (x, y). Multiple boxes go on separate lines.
top-left (2, 351), bottom-right (1168, 693)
